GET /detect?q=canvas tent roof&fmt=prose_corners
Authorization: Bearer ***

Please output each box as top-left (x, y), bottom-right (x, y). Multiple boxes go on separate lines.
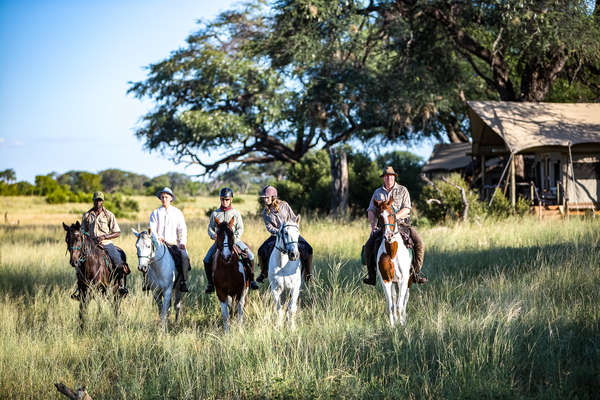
top-left (422, 142), bottom-right (471, 172)
top-left (467, 101), bottom-right (600, 155)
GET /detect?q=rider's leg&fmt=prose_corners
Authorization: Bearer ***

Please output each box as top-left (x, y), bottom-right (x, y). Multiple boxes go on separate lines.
top-left (363, 231), bottom-right (382, 285)
top-left (235, 240), bottom-right (259, 290)
top-left (256, 236), bottom-right (276, 283)
top-left (203, 244), bottom-right (216, 294)
top-left (179, 248), bottom-right (191, 292)
top-left (298, 236), bottom-right (313, 283)
top-left (409, 227), bottom-right (427, 284)
top-left (104, 243), bottom-right (128, 296)
top-left (167, 245), bottom-right (190, 292)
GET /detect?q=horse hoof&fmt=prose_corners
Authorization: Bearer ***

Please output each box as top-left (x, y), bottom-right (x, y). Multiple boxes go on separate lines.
top-left (118, 287), bottom-right (129, 296)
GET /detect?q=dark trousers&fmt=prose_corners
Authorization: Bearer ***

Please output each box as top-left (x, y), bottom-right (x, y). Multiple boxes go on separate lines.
top-left (258, 235), bottom-right (313, 280)
top-left (103, 243), bottom-right (128, 287)
top-left (166, 244), bottom-right (190, 283)
top-left (363, 227), bottom-right (424, 279)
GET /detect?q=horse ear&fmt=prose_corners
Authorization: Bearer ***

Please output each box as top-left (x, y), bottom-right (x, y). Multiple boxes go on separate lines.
top-left (62, 222), bottom-right (69, 231)
top-left (215, 216), bottom-right (221, 225)
top-left (147, 228), bottom-right (151, 234)
top-left (75, 221), bottom-right (81, 229)
top-left (373, 199), bottom-right (382, 209)
top-left (386, 196), bottom-right (394, 207)
top-left (228, 217), bottom-right (235, 228)
top-left (296, 214), bottom-right (301, 225)
top-left (131, 228), bottom-right (140, 238)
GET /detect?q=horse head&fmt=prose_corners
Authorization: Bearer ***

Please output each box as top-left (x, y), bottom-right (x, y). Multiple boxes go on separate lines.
top-left (278, 215), bottom-right (301, 261)
top-left (132, 228), bottom-right (156, 272)
top-left (215, 216), bottom-right (236, 262)
top-left (373, 196), bottom-right (397, 242)
top-left (63, 221), bottom-right (86, 268)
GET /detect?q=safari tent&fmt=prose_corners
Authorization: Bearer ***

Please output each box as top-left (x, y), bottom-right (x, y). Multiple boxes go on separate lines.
top-left (422, 142), bottom-right (472, 180)
top-left (467, 101), bottom-right (600, 214)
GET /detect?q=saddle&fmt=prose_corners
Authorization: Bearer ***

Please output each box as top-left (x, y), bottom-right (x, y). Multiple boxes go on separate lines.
top-left (396, 223), bottom-right (414, 249)
top-left (97, 243), bottom-right (130, 275)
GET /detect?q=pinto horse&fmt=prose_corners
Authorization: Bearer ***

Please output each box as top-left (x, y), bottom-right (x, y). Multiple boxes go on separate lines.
top-left (63, 221), bottom-right (126, 328)
top-left (268, 216), bottom-right (302, 328)
top-left (373, 197), bottom-right (412, 326)
top-left (213, 217), bottom-right (250, 332)
top-left (132, 229), bottom-right (184, 330)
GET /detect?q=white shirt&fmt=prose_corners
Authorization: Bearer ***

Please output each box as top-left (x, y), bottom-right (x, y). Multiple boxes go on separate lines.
top-left (149, 205), bottom-right (187, 246)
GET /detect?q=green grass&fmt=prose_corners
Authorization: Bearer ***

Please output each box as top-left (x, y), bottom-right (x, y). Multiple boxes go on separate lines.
top-left (0, 197), bottom-right (599, 399)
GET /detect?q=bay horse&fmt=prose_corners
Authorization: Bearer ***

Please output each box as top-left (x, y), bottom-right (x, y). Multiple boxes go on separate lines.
top-left (132, 229), bottom-right (184, 330)
top-left (373, 197), bottom-right (412, 326)
top-left (268, 216), bottom-right (302, 328)
top-left (63, 221), bottom-right (126, 328)
top-left (213, 217), bottom-right (250, 332)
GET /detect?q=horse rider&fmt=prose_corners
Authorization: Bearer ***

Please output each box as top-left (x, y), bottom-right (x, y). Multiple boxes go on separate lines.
top-left (148, 187), bottom-right (190, 292)
top-left (363, 166), bottom-right (428, 286)
top-left (256, 185), bottom-right (313, 283)
top-left (203, 187), bottom-right (260, 294)
top-left (72, 191), bottom-right (128, 299)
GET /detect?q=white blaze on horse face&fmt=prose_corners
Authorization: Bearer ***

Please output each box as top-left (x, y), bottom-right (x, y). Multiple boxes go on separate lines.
top-left (136, 235), bottom-right (154, 269)
top-left (222, 233), bottom-right (232, 260)
top-left (381, 208), bottom-right (394, 241)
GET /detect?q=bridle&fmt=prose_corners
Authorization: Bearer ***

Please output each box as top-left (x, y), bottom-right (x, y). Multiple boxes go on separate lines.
top-left (136, 233), bottom-right (167, 266)
top-left (67, 229), bottom-right (92, 266)
top-left (276, 222), bottom-right (299, 255)
top-left (379, 206), bottom-right (398, 238)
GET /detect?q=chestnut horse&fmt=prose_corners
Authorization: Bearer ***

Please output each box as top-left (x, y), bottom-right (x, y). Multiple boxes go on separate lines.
top-left (373, 197), bottom-right (412, 326)
top-left (63, 221), bottom-right (127, 328)
top-left (213, 217), bottom-right (250, 332)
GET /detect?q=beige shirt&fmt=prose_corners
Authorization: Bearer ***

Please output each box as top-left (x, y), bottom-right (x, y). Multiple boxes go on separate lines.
top-left (81, 207), bottom-right (120, 245)
top-left (366, 182), bottom-right (412, 224)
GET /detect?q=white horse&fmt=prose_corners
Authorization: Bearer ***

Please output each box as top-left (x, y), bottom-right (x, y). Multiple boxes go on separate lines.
top-left (268, 216), bottom-right (302, 327)
top-left (373, 198), bottom-right (412, 326)
top-left (132, 229), bottom-right (184, 329)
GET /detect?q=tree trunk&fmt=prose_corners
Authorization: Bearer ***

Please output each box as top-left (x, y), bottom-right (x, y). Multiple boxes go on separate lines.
top-left (328, 147), bottom-right (349, 217)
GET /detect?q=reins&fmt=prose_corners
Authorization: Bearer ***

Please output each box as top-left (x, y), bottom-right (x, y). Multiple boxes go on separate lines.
top-left (276, 222), bottom-right (299, 254)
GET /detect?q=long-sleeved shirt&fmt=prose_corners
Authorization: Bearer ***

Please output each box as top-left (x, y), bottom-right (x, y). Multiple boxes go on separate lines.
top-left (366, 182), bottom-right (411, 224)
top-left (262, 200), bottom-right (297, 235)
top-left (208, 207), bottom-right (243, 240)
top-left (149, 205), bottom-right (187, 246)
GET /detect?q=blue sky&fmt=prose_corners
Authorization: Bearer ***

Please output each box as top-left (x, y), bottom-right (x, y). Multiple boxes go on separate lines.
top-left (0, 0), bottom-right (432, 183)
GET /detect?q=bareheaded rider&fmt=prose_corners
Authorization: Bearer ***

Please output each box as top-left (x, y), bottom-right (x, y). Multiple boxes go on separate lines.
top-left (203, 187), bottom-right (259, 293)
top-left (149, 187), bottom-right (190, 292)
top-left (256, 185), bottom-right (313, 283)
top-left (363, 166), bottom-right (428, 286)
top-left (73, 191), bottom-right (128, 299)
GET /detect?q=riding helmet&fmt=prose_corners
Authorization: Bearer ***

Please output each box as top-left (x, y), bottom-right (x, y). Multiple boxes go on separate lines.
top-left (260, 185), bottom-right (278, 198)
top-left (219, 187), bottom-right (234, 198)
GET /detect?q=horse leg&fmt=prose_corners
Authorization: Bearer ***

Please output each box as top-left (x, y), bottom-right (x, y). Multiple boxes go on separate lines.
top-left (220, 298), bottom-right (230, 332)
top-left (161, 288), bottom-right (172, 330)
top-left (382, 281), bottom-right (395, 326)
top-left (78, 287), bottom-right (89, 331)
top-left (174, 290), bottom-right (183, 324)
top-left (237, 289), bottom-right (248, 325)
top-left (269, 281), bottom-right (284, 327)
top-left (287, 282), bottom-right (301, 330)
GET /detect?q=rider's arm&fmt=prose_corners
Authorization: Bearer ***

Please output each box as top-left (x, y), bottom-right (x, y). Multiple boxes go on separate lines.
top-left (235, 211), bottom-right (244, 240)
top-left (396, 208), bottom-right (410, 220)
top-left (207, 212), bottom-right (217, 240)
top-left (367, 210), bottom-right (377, 232)
top-left (263, 211), bottom-right (279, 235)
top-left (149, 209), bottom-right (159, 235)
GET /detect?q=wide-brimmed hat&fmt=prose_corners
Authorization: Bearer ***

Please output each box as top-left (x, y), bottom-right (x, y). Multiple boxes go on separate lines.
top-left (380, 166), bottom-right (398, 177)
top-left (93, 191), bottom-right (105, 201)
top-left (156, 187), bottom-right (176, 202)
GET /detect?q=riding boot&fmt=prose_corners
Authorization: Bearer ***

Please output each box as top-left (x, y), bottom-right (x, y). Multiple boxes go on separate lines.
top-left (178, 252), bottom-right (190, 292)
top-left (300, 253), bottom-right (313, 283)
top-left (241, 257), bottom-right (259, 290)
top-left (204, 260), bottom-right (215, 294)
top-left (410, 227), bottom-right (428, 284)
top-left (256, 254), bottom-right (268, 283)
top-left (362, 235), bottom-right (377, 286)
top-left (70, 287), bottom-right (81, 300)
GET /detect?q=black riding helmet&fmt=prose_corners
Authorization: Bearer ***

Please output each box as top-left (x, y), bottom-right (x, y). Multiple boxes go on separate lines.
top-left (219, 187), bottom-right (234, 198)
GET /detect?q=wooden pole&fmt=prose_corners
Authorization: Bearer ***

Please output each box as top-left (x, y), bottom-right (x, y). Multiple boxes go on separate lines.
top-left (481, 155), bottom-right (486, 198)
top-left (510, 154), bottom-right (516, 209)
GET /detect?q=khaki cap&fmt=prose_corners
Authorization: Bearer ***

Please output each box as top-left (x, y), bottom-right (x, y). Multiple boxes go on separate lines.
top-left (93, 191), bottom-right (105, 201)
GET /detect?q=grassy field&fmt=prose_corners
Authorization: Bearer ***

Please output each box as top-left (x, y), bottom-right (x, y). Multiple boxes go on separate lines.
top-left (0, 196), bottom-right (598, 399)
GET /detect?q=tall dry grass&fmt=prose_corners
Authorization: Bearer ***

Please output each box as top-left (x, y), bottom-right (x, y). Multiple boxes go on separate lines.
top-left (0, 196), bottom-right (598, 398)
